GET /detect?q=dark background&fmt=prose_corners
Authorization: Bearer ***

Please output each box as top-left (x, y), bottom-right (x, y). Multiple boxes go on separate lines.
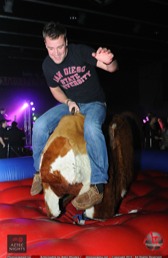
top-left (1, 0), bottom-right (168, 121)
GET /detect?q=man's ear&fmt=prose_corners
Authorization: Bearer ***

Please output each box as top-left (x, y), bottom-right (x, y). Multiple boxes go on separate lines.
top-left (66, 39), bottom-right (68, 46)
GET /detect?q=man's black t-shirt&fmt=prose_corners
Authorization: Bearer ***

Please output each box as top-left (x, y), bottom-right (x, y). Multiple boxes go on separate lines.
top-left (42, 44), bottom-right (106, 103)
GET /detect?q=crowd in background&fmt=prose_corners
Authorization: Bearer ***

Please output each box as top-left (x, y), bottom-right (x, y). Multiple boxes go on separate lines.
top-left (0, 107), bottom-right (168, 159)
top-left (0, 107), bottom-right (26, 158)
top-left (143, 112), bottom-right (168, 151)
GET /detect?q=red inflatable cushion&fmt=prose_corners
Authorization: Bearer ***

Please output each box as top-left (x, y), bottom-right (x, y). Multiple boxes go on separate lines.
top-left (0, 170), bottom-right (168, 256)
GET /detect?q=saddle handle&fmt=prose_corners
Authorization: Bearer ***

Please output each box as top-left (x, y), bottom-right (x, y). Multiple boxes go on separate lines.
top-left (71, 107), bottom-right (76, 115)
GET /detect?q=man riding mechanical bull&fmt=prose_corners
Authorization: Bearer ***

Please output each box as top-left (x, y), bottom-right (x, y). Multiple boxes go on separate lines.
top-left (30, 20), bottom-right (118, 212)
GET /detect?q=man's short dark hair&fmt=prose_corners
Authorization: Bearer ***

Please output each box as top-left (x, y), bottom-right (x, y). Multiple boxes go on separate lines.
top-left (42, 21), bottom-right (67, 41)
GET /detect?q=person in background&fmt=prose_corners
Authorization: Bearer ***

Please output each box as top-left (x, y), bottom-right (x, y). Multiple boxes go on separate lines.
top-left (31, 21), bottom-right (118, 210)
top-left (0, 108), bottom-right (6, 122)
top-left (0, 107), bottom-right (11, 123)
top-left (143, 113), bottom-right (161, 150)
top-left (160, 119), bottom-right (168, 150)
top-left (0, 119), bottom-right (8, 158)
top-left (7, 121), bottom-right (26, 157)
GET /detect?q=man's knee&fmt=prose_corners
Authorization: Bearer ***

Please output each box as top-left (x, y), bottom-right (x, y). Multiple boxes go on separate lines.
top-left (33, 117), bottom-right (47, 134)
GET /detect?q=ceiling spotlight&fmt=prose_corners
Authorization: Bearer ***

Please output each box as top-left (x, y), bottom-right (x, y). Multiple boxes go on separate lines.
top-left (3, 0), bottom-right (14, 13)
top-left (93, 0), bottom-right (116, 5)
top-left (69, 16), bottom-right (77, 20)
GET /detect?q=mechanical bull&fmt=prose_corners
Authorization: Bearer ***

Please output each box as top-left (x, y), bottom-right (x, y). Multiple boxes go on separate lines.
top-left (40, 111), bottom-right (140, 220)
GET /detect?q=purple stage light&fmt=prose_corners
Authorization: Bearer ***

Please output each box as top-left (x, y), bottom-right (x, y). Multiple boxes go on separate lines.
top-left (21, 102), bottom-right (29, 111)
top-left (7, 102), bottom-right (29, 127)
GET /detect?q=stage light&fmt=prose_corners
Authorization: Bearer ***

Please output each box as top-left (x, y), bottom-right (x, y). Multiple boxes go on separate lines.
top-left (8, 102), bottom-right (29, 123)
top-left (21, 102), bottom-right (29, 111)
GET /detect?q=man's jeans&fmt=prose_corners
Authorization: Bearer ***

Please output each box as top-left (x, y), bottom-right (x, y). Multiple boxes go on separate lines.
top-left (32, 101), bottom-right (109, 184)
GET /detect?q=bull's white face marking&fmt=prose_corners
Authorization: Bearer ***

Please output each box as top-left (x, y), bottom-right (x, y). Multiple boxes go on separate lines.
top-left (50, 149), bottom-right (76, 184)
top-left (44, 186), bottom-right (61, 217)
top-left (50, 149), bottom-right (91, 191)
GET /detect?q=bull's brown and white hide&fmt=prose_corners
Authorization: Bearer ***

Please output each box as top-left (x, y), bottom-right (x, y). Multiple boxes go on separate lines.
top-left (40, 113), bottom-right (91, 218)
top-left (40, 111), bottom-right (139, 221)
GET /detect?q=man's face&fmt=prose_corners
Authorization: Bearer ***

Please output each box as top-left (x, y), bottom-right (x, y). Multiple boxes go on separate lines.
top-left (45, 35), bottom-right (67, 64)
